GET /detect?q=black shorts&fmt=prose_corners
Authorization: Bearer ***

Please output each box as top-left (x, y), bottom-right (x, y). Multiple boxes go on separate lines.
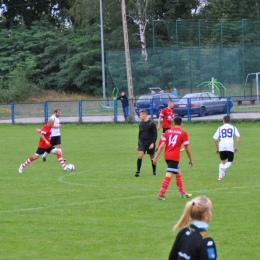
top-left (162, 128), bottom-right (170, 133)
top-left (219, 151), bottom-right (234, 162)
top-left (51, 136), bottom-right (61, 146)
top-left (165, 160), bottom-right (179, 174)
top-left (36, 146), bottom-right (56, 156)
top-left (138, 140), bottom-right (155, 155)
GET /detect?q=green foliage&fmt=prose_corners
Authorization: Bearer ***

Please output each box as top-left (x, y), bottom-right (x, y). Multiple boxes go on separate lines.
top-left (1, 122), bottom-right (260, 259)
top-left (0, 66), bottom-right (42, 103)
top-left (154, 0), bottom-right (201, 20)
top-left (0, 18), bottom-right (103, 98)
top-left (2, 0), bottom-right (260, 102)
top-left (199, 0), bottom-right (260, 19)
top-left (1, 0), bottom-right (74, 28)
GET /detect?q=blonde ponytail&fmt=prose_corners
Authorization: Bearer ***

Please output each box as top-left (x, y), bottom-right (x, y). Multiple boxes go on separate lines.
top-left (173, 196), bottom-right (212, 231)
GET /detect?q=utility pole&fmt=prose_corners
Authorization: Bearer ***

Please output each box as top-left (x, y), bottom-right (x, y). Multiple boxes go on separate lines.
top-left (100, 0), bottom-right (106, 103)
top-left (121, 0), bottom-right (135, 121)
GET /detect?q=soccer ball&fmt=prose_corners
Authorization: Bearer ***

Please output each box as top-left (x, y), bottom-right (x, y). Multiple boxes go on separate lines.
top-left (66, 164), bottom-right (75, 171)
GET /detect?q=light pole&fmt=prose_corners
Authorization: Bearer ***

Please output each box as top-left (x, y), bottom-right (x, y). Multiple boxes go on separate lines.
top-left (100, 0), bottom-right (106, 102)
top-left (121, 0), bottom-right (135, 121)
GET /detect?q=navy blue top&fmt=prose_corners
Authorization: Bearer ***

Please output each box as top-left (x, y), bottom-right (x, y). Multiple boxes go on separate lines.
top-left (117, 95), bottom-right (129, 108)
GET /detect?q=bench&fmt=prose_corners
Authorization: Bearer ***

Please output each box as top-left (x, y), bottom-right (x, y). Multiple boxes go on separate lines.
top-left (236, 98), bottom-right (256, 106)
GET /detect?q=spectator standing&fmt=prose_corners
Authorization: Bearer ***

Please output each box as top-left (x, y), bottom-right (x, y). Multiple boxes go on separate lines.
top-left (169, 196), bottom-right (217, 260)
top-left (172, 88), bottom-right (178, 96)
top-left (117, 91), bottom-right (129, 121)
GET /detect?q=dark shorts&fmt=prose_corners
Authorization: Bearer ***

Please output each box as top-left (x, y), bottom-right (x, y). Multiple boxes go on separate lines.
top-left (138, 140), bottom-right (155, 155)
top-left (219, 151), bottom-right (234, 162)
top-left (162, 128), bottom-right (170, 133)
top-left (165, 160), bottom-right (179, 174)
top-left (51, 136), bottom-right (61, 146)
top-left (36, 146), bottom-right (55, 156)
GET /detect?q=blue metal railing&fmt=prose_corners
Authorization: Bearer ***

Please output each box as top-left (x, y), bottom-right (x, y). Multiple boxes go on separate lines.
top-left (0, 96), bottom-right (249, 124)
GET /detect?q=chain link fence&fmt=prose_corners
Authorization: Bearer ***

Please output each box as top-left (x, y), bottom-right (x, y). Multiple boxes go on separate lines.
top-left (106, 20), bottom-right (260, 98)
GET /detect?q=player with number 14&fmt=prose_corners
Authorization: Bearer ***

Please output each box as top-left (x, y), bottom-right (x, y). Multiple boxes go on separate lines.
top-left (153, 116), bottom-right (193, 200)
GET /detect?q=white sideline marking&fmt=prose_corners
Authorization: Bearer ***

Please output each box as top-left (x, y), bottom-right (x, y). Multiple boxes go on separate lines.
top-left (1, 184), bottom-right (260, 214)
top-left (1, 171), bottom-right (259, 213)
top-left (58, 171), bottom-right (158, 190)
top-left (58, 171), bottom-right (260, 192)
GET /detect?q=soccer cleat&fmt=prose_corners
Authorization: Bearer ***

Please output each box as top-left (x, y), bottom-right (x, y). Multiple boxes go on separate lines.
top-left (153, 172), bottom-right (157, 176)
top-left (135, 171), bottom-right (140, 177)
top-left (18, 164), bottom-right (23, 173)
top-left (181, 193), bottom-right (192, 199)
top-left (43, 157), bottom-right (46, 162)
top-left (157, 195), bottom-right (166, 200)
top-left (218, 177), bottom-right (222, 181)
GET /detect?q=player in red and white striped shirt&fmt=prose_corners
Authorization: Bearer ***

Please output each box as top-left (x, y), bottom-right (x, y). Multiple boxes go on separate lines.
top-left (18, 119), bottom-right (67, 173)
top-left (153, 116), bottom-right (193, 200)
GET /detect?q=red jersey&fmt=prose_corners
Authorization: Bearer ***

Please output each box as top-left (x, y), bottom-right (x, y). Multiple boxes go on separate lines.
top-left (161, 127), bottom-right (189, 161)
top-left (160, 107), bottom-right (174, 129)
top-left (38, 124), bottom-right (52, 149)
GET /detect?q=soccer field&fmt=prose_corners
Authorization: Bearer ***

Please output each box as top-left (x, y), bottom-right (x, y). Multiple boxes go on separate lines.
top-left (1, 122), bottom-right (260, 260)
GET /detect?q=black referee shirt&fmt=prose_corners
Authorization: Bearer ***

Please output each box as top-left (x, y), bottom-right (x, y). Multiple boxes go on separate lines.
top-left (169, 224), bottom-right (217, 260)
top-left (138, 119), bottom-right (157, 145)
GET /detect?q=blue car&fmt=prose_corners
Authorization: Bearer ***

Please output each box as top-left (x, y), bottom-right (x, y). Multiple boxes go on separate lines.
top-left (135, 89), bottom-right (180, 118)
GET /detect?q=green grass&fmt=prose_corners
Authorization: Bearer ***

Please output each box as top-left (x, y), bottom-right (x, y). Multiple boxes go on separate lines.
top-left (1, 122), bottom-right (260, 259)
top-left (231, 103), bottom-right (260, 113)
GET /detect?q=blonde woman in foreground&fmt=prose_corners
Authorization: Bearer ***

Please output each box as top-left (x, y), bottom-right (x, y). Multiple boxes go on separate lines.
top-left (169, 196), bottom-right (217, 260)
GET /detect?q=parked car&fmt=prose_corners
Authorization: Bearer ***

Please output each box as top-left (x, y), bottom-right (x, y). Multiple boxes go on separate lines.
top-left (174, 92), bottom-right (233, 117)
top-left (135, 88), bottom-right (180, 118)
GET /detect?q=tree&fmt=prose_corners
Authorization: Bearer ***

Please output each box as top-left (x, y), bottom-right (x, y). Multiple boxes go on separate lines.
top-left (154, 0), bottom-right (201, 20)
top-left (127, 0), bottom-right (151, 60)
top-left (0, 65), bottom-right (42, 103)
top-left (199, 0), bottom-right (260, 19)
top-left (1, 0), bottom-right (74, 28)
top-left (126, 0), bottom-right (201, 60)
top-left (0, 17), bottom-right (104, 97)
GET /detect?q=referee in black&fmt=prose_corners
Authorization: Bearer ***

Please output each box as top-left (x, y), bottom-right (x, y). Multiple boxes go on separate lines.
top-left (135, 109), bottom-right (157, 177)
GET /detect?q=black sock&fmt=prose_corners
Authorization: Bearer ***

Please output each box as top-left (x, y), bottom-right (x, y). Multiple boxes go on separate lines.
top-left (151, 160), bottom-right (156, 173)
top-left (137, 158), bottom-right (142, 172)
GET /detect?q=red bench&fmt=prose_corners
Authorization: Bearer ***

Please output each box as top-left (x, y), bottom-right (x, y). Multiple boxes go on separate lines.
top-left (236, 99), bottom-right (256, 105)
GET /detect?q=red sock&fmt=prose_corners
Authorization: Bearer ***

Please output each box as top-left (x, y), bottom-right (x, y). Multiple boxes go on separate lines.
top-left (22, 156), bottom-right (35, 168)
top-left (159, 177), bottom-right (171, 196)
top-left (175, 175), bottom-right (185, 194)
top-left (57, 154), bottom-right (66, 169)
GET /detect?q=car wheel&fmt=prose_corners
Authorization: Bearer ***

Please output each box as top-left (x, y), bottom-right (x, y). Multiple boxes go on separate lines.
top-left (178, 112), bottom-right (185, 118)
top-left (156, 107), bottom-right (164, 118)
top-left (198, 107), bottom-right (206, 117)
